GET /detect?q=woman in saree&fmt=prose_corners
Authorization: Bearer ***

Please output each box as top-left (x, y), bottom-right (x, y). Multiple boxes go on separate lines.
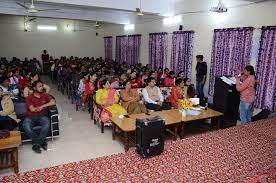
top-left (96, 79), bottom-right (127, 123)
top-left (170, 78), bottom-right (185, 108)
top-left (120, 80), bottom-right (147, 114)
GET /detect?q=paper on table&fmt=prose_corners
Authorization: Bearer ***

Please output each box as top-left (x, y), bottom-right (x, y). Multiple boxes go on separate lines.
top-left (190, 98), bottom-right (200, 105)
top-left (191, 106), bottom-right (202, 111)
top-left (220, 76), bottom-right (233, 85)
top-left (229, 77), bottom-right (237, 84)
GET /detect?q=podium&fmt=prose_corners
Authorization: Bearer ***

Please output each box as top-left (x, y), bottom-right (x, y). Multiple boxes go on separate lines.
top-left (213, 76), bottom-right (240, 128)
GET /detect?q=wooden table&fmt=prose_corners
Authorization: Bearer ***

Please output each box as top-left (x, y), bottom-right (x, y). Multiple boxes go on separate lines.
top-left (0, 131), bottom-right (22, 173)
top-left (111, 108), bottom-right (223, 152)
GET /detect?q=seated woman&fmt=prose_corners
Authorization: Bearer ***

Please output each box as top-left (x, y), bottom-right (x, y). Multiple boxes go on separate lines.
top-left (120, 80), bottom-right (147, 114)
top-left (85, 73), bottom-right (97, 96)
top-left (183, 78), bottom-right (197, 98)
top-left (23, 72), bottom-right (50, 98)
top-left (118, 73), bottom-right (127, 87)
top-left (129, 70), bottom-right (143, 88)
top-left (96, 79), bottom-right (127, 123)
top-left (0, 76), bottom-right (19, 98)
top-left (77, 72), bottom-right (89, 110)
top-left (0, 87), bottom-right (20, 130)
top-left (164, 71), bottom-right (175, 87)
top-left (84, 73), bottom-right (97, 105)
top-left (170, 78), bottom-right (185, 108)
top-left (9, 69), bottom-right (22, 90)
top-left (110, 75), bottom-right (120, 89)
top-left (177, 71), bottom-right (185, 80)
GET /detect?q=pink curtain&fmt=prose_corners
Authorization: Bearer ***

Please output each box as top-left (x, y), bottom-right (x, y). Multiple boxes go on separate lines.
top-left (208, 27), bottom-right (254, 95)
top-left (149, 32), bottom-right (168, 70)
top-left (104, 36), bottom-right (113, 60)
top-left (171, 31), bottom-right (194, 78)
top-left (115, 35), bottom-right (128, 64)
top-left (255, 26), bottom-right (276, 111)
top-left (127, 35), bottom-right (141, 65)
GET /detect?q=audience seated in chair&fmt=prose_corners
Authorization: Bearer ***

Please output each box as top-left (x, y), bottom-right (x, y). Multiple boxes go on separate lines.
top-left (0, 76), bottom-right (18, 98)
top-left (177, 71), bottom-right (185, 80)
top-left (23, 80), bottom-right (55, 153)
top-left (164, 71), bottom-right (175, 87)
top-left (84, 73), bottom-right (97, 96)
top-left (170, 78), bottom-right (186, 109)
top-left (77, 72), bottom-right (89, 110)
top-left (110, 75), bottom-right (120, 89)
top-left (119, 73), bottom-right (127, 87)
top-left (96, 79), bottom-right (127, 123)
top-left (129, 70), bottom-right (143, 88)
top-left (120, 80), bottom-right (147, 114)
top-left (9, 69), bottom-right (22, 93)
top-left (0, 63), bottom-right (6, 77)
top-left (184, 78), bottom-right (197, 98)
top-left (142, 77), bottom-right (171, 111)
top-left (0, 87), bottom-right (20, 131)
top-left (23, 72), bottom-right (50, 98)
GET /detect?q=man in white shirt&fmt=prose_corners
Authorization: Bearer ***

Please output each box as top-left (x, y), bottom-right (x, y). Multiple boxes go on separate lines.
top-left (142, 77), bottom-right (171, 111)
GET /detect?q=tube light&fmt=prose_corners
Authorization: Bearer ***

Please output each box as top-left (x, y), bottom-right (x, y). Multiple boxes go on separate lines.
top-left (124, 24), bottom-right (135, 31)
top-left (37, 25), bottom-right (57, 31)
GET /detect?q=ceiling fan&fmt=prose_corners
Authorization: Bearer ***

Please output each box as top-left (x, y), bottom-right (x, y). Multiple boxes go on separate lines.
top-left (210, 0), bottom-right (228, 13)
top-left (16, 0), bottom-right (60, 13)
top-left (174, 0), bottom-right (272, 15)
top-left (94, 21), bottom-right (100, 28)
top-left (136, 0), bottom-right (144, 16)
top-left (135, 0), bottom-right (159, 16)
top-left (25, 16), bottom-right (37, 22)
top-left (16, 16), bottom-right (35, 32)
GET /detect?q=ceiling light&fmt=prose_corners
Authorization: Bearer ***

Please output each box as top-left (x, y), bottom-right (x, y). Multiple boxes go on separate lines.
top-left (37, 25), bottom-right (57, 31)
top-left (124, 24), bottom-right (135, 31)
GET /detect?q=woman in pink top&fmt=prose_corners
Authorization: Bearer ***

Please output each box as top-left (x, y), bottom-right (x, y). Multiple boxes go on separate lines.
top-left (235, 65), bottom-right (256, 123)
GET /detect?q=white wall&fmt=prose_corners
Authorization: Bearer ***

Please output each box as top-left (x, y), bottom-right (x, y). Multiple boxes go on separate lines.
top-left (102, 1), bottom-right (276, 94)
top-left (0, 15), bottom-right (104, 61)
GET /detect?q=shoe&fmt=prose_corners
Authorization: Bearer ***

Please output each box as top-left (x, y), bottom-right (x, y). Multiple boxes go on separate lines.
top-left (41, 142), bottom-right (48, 151)
top-left (32, 145), bottom-right (41, 153)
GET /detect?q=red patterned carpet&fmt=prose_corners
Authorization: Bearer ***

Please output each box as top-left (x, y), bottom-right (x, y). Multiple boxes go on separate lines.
top-left (1, 118), bottom-right (275, 183)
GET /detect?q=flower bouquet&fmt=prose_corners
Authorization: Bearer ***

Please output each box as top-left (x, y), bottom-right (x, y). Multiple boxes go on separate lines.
top-left (179, 98), bottom-right (200, 116)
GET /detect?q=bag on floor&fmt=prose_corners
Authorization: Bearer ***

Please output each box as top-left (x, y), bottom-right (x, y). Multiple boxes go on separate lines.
top-left (252, 109), bottom-right (271, 122)
top-left (136, 116), bottom-right (165, 158)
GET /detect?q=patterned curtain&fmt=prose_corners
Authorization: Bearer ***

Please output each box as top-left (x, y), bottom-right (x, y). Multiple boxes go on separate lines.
top-left (171, 31), bottom-right (194, 78)
top-left (127, 35), bottom-right (141, 66)
top-left (115, 35), bottom-right (128, 64)
top-left (208, 27), bottom-right (254, 95)
top-left (255, 26), bottom-right (276, 111)
top-left (104, 36), bottom-right (113, 60)
top-left (149, 32), bottom-right (168, 70)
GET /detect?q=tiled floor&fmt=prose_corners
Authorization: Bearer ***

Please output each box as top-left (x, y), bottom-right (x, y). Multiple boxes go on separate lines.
top-left (0, 78), bottom-right (124, 176)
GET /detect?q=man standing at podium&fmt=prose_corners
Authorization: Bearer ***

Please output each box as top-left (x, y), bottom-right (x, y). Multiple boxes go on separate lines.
top-left (195, 55), bottom-right (207, 100)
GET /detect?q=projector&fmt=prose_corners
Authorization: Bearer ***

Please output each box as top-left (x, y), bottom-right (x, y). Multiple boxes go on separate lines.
top-left (210, 6), bottom-right (228, 13)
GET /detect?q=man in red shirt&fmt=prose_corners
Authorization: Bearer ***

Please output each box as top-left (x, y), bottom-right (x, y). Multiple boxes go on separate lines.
top-left (23, 80), bottom-right (55, 153)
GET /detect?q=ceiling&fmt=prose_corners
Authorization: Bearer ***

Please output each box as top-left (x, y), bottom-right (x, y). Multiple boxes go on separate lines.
top-left (0, 0), bottom-right (274, 25)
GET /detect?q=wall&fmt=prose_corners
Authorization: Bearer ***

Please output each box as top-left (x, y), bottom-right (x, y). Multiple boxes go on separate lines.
top-left (0, 15), bottom-right (104, 61)
top-left (102, 1), bottom-right (276, 95)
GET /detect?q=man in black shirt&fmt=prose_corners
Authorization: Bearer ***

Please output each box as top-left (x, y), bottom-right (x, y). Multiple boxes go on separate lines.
top-left (195, 55), bottom-right (207, 100)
